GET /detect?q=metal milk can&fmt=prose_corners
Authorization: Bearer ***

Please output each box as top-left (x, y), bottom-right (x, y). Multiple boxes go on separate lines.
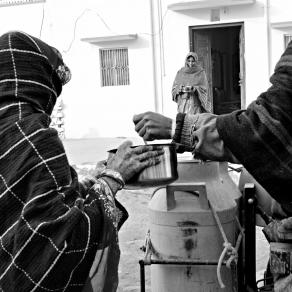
top-left (147, 158), bottom-right (242, 292)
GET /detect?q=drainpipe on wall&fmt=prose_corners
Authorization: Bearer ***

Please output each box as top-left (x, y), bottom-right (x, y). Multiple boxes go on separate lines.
top-left (266, 0), bottom-right (272, 77)
top-left (158, 0), bottom-right (165, 113)
top-left (149, 0), bottom-right (159, 113)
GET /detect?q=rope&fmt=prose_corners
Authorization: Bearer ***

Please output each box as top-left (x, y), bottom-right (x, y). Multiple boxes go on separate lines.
top-left (209, 200), bottom-right (243, 289)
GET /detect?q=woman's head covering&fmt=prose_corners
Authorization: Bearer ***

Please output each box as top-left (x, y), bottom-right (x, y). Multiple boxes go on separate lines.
top-left (0, 31), bottom-right (71, 116)
top-left (185, 52), bottom-right (199, 64)
top-left (182, 52), bottom-right (202, 74)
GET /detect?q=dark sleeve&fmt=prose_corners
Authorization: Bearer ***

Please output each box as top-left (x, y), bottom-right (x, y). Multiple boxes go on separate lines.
top-left (216, 41), bottom-right (292, 203)
top-left (3, 126), bottom-right (128, 291)
top-left (172, 112), bottom-right (239, 162)
top-left (12, 168), bottom-right (122, 291)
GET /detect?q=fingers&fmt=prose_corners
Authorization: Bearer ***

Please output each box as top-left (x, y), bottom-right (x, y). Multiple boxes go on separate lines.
top-left (144, 132), bottom-right (155, 141)
top-left (133, 116), bottom-right (150, 140)
top-left (133, 111), bottom-right (154, 124)
top-left (133, 112), bottom-right (157, 141)
top-left (134, 147), bottom-right (164, 176)
top-left (139, 156), bottom-right (162, 169)
top-left (135, 124), bottom-right (155, 141)
top-left (133, 113), bottom-right (144, 124)
top-left (132, 145), bottom-right (151, 154)
top-left (117, 140), bottom-right (133, 152)
top-left (132, 145), bottom-right (162, 154)
top-left (133, 112), bottom-right (147, 124)
top-left (134, 118), bottom-right (146, 135)
top-left (131, 156), bottom-right (162, 177)
top-left (117, 141), bottom-right (163, 157)
top-left (137, 149), bottom-right (164, 161)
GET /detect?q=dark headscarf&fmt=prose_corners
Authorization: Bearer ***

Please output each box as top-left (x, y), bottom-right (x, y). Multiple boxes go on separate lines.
top-left (0, 31), bottom-right (71, 116)
top-left (182, 52), bottom-right (203, 74)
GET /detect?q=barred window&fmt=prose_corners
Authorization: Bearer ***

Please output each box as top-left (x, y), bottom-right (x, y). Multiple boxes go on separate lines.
top-left (284, 34), bottom-right (292, 49)
top-left (99, 48), bottom-right (130, 87)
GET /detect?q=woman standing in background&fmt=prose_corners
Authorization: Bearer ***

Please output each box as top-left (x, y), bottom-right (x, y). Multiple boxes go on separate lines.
top-left (172, 52), bottom-right (211, 114)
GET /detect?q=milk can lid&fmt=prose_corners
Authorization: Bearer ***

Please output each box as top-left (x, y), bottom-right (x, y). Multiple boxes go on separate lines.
top-left (148, 182), bottom-right (238, 226)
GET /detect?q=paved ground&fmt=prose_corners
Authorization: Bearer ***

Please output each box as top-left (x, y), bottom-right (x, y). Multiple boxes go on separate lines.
top-left (64, 138), bottom-right (270, 291)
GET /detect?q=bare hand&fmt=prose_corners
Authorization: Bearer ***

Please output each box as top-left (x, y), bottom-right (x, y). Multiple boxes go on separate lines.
top-left (133, 111), bottom-right (172, 141)
top-left (106, 140), bottom-right (164, 181)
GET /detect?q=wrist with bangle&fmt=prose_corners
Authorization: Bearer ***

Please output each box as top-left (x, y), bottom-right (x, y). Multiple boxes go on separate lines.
top-left (99, 168), bottom-right (125, 191)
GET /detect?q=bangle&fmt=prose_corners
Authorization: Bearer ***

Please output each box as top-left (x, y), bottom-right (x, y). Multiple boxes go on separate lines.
top-left (100, 169), bottom-right (125, 190)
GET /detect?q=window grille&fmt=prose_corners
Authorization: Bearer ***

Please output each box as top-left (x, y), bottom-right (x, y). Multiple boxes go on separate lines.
top-left (284, 34), bottom-right (292, 49)
top-left (0, 0), bottom-right (45, 7)
top-left (99, 48), bottom-right (130, 87)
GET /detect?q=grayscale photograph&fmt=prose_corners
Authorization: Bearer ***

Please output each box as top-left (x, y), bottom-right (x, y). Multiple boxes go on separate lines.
top-left (0, 0), bottom-right (291, 291)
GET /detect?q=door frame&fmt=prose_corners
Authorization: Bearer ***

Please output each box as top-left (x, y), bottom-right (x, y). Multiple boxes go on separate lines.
top-left (189, 22), bottom-right (246, 111)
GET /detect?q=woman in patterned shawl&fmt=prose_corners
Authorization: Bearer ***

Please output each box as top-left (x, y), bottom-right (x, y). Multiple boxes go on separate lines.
top-left (172, 52), bottom-right (211, 114)
top-left (0, 31), bottom-right (163, 292)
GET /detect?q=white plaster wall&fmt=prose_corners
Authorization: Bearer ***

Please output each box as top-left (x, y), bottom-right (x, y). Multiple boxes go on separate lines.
top-left (269, 0), bottom-right (292, 71)
top-left (46, 0), bottom-right (156, 138)
top-left (0, 0), bottom-right (292, 138)
top-left (158, 0), bottom-right (274, 116)
top-left (0, 4), bottom-right (44, 36)
top-left (0, 0), bottom-right (156, 138)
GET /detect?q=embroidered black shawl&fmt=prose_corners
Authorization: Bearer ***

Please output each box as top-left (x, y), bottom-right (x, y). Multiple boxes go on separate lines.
top-left (0, 31), bottom-right (125, 291)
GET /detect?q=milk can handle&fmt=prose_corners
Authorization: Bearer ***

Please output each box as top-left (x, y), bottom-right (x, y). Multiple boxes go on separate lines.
top-left (166, 182), bottom-right (208, 211)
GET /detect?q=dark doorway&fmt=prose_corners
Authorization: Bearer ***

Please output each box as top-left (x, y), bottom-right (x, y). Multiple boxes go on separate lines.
top-left (189, 23), bottom-right (245, 115)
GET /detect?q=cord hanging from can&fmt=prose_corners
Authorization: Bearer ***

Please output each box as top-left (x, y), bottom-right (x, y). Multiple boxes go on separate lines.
top-left (209, 200), bottom-right (244, 289)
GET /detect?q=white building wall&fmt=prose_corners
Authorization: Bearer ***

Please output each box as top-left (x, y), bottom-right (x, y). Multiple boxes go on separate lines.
top-left (0, 0), bottom-right (156, 138)
top-left (0, 0), bottom-right (292, 138)
top-left (269, 0), bottom-right (292, 71)
top-left (156, 0), bottom-right (292, 117)
top-left (157, 0), bottom-right (275, 117)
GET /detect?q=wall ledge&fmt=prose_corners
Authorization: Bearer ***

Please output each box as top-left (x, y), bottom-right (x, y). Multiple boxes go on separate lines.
top-left (168, 0), bottom-right (255, 11)
top-left (271, 21), bottom-right (292, 30)
top-left (81, 34), bottom-right (138, 44)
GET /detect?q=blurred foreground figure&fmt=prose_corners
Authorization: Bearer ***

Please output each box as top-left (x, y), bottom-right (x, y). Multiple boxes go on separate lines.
top-left (0, 31), bottom-right (163, 292)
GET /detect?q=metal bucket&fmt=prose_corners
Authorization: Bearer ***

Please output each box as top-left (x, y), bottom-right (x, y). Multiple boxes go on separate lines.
top-left (108, 143), bottom-right (178, 188)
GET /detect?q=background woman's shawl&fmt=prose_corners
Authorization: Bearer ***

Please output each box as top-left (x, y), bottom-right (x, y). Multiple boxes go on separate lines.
top-left (217, 40), bottom-right (292, 207)
top-left (172, 52), bottom-right (211, 113)
top-left (0, 31), bottom-right (127, 292)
